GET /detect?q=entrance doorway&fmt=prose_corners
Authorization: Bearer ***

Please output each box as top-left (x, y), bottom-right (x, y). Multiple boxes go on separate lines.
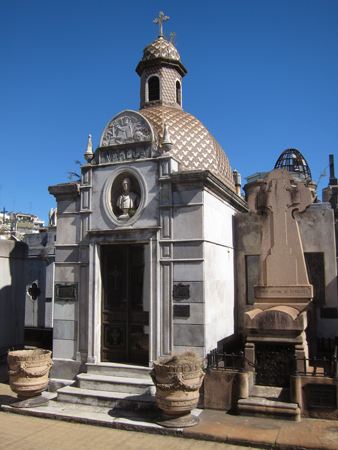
top-left (101, 244), bottom-right (149, 365)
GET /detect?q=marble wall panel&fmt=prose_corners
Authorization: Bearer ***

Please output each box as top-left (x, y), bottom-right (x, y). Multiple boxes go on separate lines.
top-left (173, 242), bottom-right (203, 259)
top-left (172, 187), bottom-right (202, 205)
top-left (54, 319), bottom-right (78, 340)
top-left (57, 198), bottom-right (80, 214)
top-left (53, 339), bottom-right (77, 359)
top-left (55, 215), bottom-right (80, 245)
top-left (54, 264), bottom-right (79, 283)
top-left (173, 324), bottom-right (204, 346)
top-left (173, 205), bottom-right (203, 240)
top-left (55, 247), bottom-right (79, 263)
top-left (54, 301), bottom-right (77, 321)
top-left (204, 241), bottom-right (235, 352)
top-left (204, 190), bottom-right (235, 248)
top-left (161, 209), bottom-right (171, 239)
top-left (173, 261), bottom-right (203, 282)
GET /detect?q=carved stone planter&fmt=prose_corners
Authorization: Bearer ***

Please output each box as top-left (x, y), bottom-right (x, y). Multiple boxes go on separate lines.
top-left (8, 349), bottom-right (53, 399)
top-left (150, 352), bottom-right (205, 427)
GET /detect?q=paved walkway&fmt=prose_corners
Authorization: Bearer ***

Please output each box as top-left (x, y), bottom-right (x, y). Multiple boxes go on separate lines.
top-left (1, 382), bottom-right (338, 450)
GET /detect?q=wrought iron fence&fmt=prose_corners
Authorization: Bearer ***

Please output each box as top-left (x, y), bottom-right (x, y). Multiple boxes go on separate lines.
top-left (206, 345), bottom-right (338, 380)
top-left (206, 348), bottom-right (247, 372)
top-left (293, 347), bottom-right (338, 378)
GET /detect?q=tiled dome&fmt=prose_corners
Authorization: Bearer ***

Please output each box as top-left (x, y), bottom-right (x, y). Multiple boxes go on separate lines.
top-left (140, 106), bottom-right (235, 191)
top-left (142, 37), bottom-right (181, 62)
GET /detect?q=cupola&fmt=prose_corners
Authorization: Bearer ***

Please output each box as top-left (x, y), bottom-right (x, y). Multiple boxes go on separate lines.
top-left (135, 12), bottom-right (187, 110)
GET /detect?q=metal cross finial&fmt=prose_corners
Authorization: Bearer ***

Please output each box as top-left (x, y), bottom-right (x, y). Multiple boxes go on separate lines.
top-left (153, 11), bottom-right (169, 38)
top-left (1, 206), bottom-right (8, 224)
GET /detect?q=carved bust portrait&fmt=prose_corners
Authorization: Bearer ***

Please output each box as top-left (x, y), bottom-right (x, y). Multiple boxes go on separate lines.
top-left (116, 177), bottom-right (139, 220)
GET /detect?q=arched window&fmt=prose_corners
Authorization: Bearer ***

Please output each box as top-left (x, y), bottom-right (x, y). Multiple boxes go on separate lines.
top-left (148, 76), bottom-right (160, 101)
top-left (176, 80), bottom-right (181, 106)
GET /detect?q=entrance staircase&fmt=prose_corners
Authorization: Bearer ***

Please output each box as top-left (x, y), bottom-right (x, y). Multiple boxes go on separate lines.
top-left (56, 363), bottom-right (157, 410)
top-left (238, 385), bottom-right (301, 421)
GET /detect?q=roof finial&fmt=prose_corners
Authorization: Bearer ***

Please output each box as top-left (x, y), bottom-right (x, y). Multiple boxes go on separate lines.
top-left (153, 11), bottom-right (169, 38)
top-left (84, 134), bottom-right (93, 162)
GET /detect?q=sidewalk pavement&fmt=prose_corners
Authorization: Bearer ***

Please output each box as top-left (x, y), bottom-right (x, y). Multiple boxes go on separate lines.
top-left (1, 381), bottom-right (338, 450)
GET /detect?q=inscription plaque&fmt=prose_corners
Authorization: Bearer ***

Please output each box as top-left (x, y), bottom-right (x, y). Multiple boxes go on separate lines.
top-left (173, 283), bottom-right (190, 301)
top-left (55, 283), bottom-right (78, 301)
top-left (173, 305), bottom-right (190, 318)
top-left (308, 384), bottom-right (337, 408)
top-left (254, 285), bottom-right (313, 299)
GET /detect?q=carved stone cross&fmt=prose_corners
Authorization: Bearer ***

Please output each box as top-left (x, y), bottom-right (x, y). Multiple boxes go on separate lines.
top-left (247, 169), bottom-right (313, 303)
top-left (153, 11), bottom-right (169, 38)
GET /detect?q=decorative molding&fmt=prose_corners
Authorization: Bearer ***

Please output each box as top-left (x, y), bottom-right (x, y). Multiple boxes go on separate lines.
top-left (99, 110), bottom-right (154, 147)
top-left (102, 166), bottom-right (148, 227)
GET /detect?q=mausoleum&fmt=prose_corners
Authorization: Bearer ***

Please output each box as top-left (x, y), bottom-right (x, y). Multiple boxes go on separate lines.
top-left (48, 15), bottom-right (247, 380)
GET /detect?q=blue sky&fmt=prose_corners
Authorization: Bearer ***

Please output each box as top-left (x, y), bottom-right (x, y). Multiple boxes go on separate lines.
top-left (1, 0), bottom-right (337, 224)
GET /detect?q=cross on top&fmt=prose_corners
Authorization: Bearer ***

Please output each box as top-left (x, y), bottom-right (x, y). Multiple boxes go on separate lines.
top-left (1, 207), bottom-right (8, 223)
top-left (153, 11), bottom-right (169, 38)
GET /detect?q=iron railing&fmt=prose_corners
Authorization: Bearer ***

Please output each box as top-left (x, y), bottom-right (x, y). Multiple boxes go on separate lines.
top-left (206, 346), bottom-right (338, 379)
top-left (206, 348), bottom-right (247, 372)
top-left (293, 346), bottom-right (338, 378)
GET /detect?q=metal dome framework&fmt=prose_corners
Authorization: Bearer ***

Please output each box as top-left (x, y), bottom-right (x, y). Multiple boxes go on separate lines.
top-left (274, 149), bottom-right (312, 180)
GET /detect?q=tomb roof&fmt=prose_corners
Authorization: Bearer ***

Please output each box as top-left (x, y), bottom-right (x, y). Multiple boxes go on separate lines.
top-left (139, 106), bottom-right (235, 191)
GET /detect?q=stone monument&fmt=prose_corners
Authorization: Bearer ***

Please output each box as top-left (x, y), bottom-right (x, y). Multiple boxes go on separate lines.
top-left (244, 169), bottom-right (314, 366)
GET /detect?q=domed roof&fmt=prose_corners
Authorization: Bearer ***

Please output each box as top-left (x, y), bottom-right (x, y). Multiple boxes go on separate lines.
top-left (142, 37), bottom-right (181, 62)
top-left (140, 106), bottom-right (235, 191)
top-left (274, 148), bottom-right (312, 180)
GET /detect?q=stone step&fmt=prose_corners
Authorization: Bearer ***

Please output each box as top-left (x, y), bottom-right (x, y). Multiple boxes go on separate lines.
top-left (251, 385), bottom-right (290, 402)
top-left (86, 363), bottom-right (152, 380)
top-left (57, 385), bottom-right (157, 410)
top-left (76, 373), bottom-right (155, 395)
top-left (238, 396), bottom-right (300, 421)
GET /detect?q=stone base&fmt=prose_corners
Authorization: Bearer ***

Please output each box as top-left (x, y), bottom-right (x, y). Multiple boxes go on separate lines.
top-left (10, 395), bottom-right (49, 408)
top-left (156, 411), bottom-right (199, 428)
top-left (245, 306), bottom-right (308, 336)
top-left (50, 358), bottom-right (85, 381)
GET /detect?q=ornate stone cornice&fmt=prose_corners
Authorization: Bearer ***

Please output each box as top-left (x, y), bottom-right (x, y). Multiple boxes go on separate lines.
top-left (170, 170), bottom-right (248, 212)
top-left (48, 182), bottom-right (80, 199)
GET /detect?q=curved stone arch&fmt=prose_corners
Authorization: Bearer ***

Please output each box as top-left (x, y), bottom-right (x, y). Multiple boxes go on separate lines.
top-left (145, 74), bottom-right (162, 103)
top-left (175, 78), bottom-right (182, 107)
top-left (103, 166), bottom-right (148, 227)
top-left (99, 110), bottom-right (155, 147)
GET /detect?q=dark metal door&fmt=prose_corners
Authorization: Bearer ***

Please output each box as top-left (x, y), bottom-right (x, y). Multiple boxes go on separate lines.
top-left (101, 244), bottom-right (149, 365)
top-left (255, 343), bottom-right (294, 387)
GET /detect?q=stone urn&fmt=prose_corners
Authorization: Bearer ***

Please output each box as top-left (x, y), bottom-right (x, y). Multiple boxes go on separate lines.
top-left (8, 349), bottom-right (53, 399)
top-left (150, 351), bottom-right (205, 427)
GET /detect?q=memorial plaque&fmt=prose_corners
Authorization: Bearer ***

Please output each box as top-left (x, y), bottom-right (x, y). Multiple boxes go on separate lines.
top-left (173, 305), bottom-right (190, 318)
top-left (55, 283), bottom-right (78, 301)
top-left (173, 283), bottom-right (190, 301)
top-left (308, 384), bottom-right (336, 408)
